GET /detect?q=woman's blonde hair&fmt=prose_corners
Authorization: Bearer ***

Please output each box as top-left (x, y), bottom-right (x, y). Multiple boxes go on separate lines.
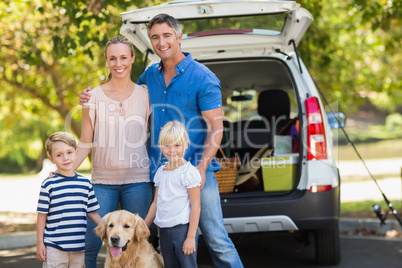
top-left (158, 121), bottom-right (189, 146)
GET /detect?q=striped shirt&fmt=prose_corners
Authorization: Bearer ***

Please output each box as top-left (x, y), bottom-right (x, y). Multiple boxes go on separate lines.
top-left (37, 172), bottom-right (100, 252)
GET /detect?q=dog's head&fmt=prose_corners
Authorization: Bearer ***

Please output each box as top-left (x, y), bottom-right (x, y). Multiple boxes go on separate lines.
top-left (95, 210), bottom-right (150, 258)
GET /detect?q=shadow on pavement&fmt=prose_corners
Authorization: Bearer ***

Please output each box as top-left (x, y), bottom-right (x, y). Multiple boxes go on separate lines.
top-left (0, 246), bottom-right (106, 268)
top-left (2, 233), bottom-right (402, 268)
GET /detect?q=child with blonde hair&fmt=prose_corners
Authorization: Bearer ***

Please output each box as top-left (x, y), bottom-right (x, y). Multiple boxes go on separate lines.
top-left (145, 121), bottom-right (201, 268)
top-left (36, 132), bottom-right (101, 267)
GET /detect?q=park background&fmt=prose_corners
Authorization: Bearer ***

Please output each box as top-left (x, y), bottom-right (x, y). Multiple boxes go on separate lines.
top-left (0, 0), bottom-right (401, 232)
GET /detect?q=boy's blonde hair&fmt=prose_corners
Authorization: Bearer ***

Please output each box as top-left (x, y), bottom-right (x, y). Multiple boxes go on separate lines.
top-left (46, 132), bottom-right (77, 156)
top-left (159, 121), bottom-right (189, 146)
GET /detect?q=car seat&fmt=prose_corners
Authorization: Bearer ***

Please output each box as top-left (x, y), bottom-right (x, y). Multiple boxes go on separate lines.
top-left (224, 89), bottom-right (291, 154)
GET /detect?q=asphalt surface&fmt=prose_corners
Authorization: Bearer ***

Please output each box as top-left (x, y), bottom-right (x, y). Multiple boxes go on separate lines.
top-left (1, 234), bottom-right (401, 268)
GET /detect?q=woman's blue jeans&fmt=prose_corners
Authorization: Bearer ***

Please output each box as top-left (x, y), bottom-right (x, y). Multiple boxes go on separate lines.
top-left (84, 182), bottom-right (152, 268)
top-left (199, 171), bottom-right (244, 268)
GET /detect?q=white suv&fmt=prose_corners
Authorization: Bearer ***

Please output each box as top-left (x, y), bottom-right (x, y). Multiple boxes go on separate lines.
top-left (121, 0), bottom-right (342, 265)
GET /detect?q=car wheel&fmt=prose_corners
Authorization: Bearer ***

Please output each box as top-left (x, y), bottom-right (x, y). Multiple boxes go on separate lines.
top-left (315, 225), bottom-right (341, 265)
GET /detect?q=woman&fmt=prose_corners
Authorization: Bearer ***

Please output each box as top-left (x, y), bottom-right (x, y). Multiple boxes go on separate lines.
top-left (74, 36), bottom-right (152, 267)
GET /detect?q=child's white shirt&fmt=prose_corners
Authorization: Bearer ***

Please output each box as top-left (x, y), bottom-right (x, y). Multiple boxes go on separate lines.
top-left (154, 162), bottom-right (201, 228)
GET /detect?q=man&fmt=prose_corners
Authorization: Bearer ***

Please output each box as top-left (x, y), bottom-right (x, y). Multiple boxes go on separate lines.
top-left (142, 13), bottom-right (243, 267)
top-left (81, 13), bottom-right (243, 268)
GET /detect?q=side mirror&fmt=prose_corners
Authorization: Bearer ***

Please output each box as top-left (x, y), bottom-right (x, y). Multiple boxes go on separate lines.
top-left (327, 112), bottom-right (346, 129)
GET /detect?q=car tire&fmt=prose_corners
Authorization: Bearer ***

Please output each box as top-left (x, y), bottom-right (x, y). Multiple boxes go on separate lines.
top-left (315, 225), bottom-right (341, 265)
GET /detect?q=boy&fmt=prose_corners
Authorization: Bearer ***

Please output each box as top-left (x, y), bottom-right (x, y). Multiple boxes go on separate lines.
top-left (36, 132), bottom-right (101, 267)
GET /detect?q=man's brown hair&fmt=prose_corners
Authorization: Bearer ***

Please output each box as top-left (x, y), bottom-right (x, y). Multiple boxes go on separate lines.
top-left (147, 13), bottom-right (182, 39)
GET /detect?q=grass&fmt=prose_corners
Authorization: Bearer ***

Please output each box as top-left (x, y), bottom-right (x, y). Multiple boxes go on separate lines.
top-left (341, 199), bottom-right (401, 213)
top-left (341, 199), bottom-right (402, 220)
top-left (334, 124), bottom-right (402, 144)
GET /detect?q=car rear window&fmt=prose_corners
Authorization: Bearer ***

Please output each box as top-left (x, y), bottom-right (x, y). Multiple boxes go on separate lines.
top-left (180, 13), bottom-right (287, 38)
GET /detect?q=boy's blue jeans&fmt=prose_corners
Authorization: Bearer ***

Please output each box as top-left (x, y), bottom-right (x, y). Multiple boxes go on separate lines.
top-left (84, 182), bottom-right (152, 268)
top-left (199, 171), bottom-right (244, 268)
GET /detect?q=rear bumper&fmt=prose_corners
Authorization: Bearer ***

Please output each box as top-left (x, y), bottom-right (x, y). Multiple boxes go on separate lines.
top-left (221, 186), bottom-right (340, 233)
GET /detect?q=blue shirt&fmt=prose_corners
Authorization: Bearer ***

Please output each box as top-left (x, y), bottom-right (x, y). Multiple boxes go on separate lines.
top-left (138, 52), bottom-right (222, 179)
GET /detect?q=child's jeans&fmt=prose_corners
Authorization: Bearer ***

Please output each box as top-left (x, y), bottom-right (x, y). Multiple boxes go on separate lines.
top-left (159, 223), bottom-right (198, 268)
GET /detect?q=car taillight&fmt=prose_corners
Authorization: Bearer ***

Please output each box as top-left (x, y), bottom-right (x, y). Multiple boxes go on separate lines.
top-left (310, 184), bottom-right (333, 193)
top-left (305, 97), bottom-right (327, 160)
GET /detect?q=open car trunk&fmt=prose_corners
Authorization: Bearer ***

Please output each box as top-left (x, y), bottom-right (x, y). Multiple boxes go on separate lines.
top-left (202, 58), bottom-right (302, 195)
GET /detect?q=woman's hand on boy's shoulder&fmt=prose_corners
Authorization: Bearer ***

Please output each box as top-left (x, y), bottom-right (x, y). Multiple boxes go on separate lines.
top-left (48, 170), bottom-right (57, 177)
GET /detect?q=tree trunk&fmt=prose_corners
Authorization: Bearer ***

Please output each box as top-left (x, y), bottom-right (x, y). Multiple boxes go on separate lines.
top-left (35, 136), bottom-right (48, 172)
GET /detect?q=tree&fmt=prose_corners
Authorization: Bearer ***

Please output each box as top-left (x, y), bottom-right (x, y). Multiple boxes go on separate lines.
top-left (0, 0), bottom-right (149, 172)
top-left (0, 0), bottom-right (400, 173)
top-left (297, 0), bottom-right (401, 112)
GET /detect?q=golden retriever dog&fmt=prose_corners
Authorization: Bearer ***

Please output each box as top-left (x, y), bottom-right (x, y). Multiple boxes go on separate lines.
top-left (95, 210), bottom-right (164, 268)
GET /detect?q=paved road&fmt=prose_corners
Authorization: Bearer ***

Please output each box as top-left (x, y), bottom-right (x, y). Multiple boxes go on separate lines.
top-left (198, 233), bottom-right (402, 268)
top-left (1, 234), bottom-right (401, 268)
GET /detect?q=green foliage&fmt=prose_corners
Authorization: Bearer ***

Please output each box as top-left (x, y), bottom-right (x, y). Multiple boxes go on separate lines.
top-left (0, 0), bottom-right (400, 173)
top-left (0, 155), bottom-right (37, 174)
top-left (297, 0), bottom-right (401, 113)
top-left (339, 123), bottom-right (402, 143)
top-left (0, 0), bottom-right (153, 173)
top-left (45, 0), bottom-right (151, 79)
top-left (0, 84), bottom-right (63, 172)
top-left (385, 113), bottom-right (402, 131)
top-left (351, 0), bottom-right (401, 31)
top-left (33, 0), bottom-right (139, 60)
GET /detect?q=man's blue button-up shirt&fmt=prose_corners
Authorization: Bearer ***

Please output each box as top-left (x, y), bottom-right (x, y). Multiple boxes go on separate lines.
top-left (138, 52), bottom-right (222, 180)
